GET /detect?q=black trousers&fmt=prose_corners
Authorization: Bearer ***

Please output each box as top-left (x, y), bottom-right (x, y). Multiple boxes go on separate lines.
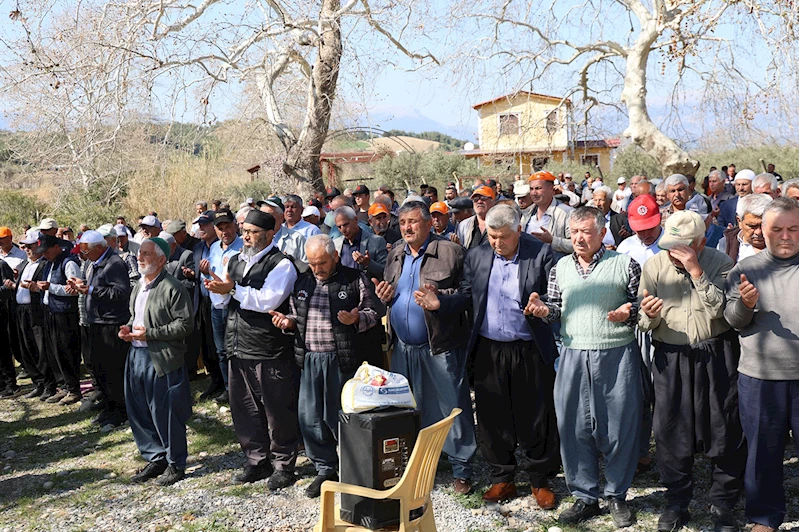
top-left (42, 308), bottom-right (82, 394)
top-left (0, 301), bottom-right (17, 389)
top-left (229, 356), bottom-right (300, 471)
top-left (15, 304), bottom-right (53, 388)
top-left (652, 330), bottom-right (746, 510)
top-left (88, 323), bottom-right (129, 418)
top-left (473, 337), bottom-right (560, 486)
top-left (193, 296), bottom-right (223, 385)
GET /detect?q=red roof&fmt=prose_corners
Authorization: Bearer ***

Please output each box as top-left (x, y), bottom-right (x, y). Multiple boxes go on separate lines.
top-left (472, 90), bottom-right (572, 110)
top-left (573, 138), bottom-right (621, 149)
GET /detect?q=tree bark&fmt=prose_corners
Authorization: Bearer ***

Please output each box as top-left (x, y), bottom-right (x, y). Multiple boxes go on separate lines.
top-left (621, 27), bottom-right (700, 177)
top-left (282, 0), bottom-right (342, 198)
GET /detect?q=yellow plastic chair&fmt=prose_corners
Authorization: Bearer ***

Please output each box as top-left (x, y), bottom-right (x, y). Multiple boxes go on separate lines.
top-left (313, 408), bottom-right (462, 532)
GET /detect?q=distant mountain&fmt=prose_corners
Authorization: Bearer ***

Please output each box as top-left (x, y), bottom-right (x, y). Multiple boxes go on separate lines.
top-left (359, 106), bottom-right (476, 143)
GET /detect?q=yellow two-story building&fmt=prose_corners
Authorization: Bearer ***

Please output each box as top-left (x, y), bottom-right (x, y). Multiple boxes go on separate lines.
top-left (461, 91), bottom-right (618, 175)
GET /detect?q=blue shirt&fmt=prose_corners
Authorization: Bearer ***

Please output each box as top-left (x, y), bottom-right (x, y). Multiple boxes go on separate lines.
top-left (389, 237), bottom-right (431, 346)
top-left (478, 250), bottom-right (532, 343)
top-left (340, 231), bottom-right (362, 270)
top-left (207, 236), bottom-right (243, 282)
top-left (431, 223), bottom-right (456, 239)
top-left (199, 241), bottom-right (213, 297)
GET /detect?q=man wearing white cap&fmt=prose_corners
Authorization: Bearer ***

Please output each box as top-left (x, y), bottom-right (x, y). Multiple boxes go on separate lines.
top-left (68, 230), bottom-right (132, 426)
top-left (38, 218), bottom-right (59, 237)
top-left (302, 205), bottom-right (325, 233)
top-left (102, 224), bottom-right (140, 288)
top-left (639, 210), bottom-right (744, 532)
top-left (134, 215), bottom-right (161, 244)
top-left (514, 179), bottom-right (534, 229)
top-left (613, 177), bottom-right (632, 211)
top-left (11, 230), bottom-right (56, 399)
top-left (718, 169), bottom-right (755, 229)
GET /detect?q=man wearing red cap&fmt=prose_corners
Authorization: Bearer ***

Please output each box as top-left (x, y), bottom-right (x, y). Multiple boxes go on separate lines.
top-left (456, 186), bottom-right (496, 249)
top-left (525, 171), bottom-right (574, 256)
top-left (616, 194), bottom-right (663, 477)
top-left (617, 195), bottom-right (663, 268)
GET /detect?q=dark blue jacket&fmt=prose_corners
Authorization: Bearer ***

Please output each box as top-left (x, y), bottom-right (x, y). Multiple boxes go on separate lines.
top-left (46, 249), bottom-right (80, 314)
top-left (717, 196), bottom-right (739, 229)
top-left (439, 233), bottom-right (559, 366)
top-left (86, 250), bottom-right (131, 325)
top-left (191, 238), bottom-right (217, 316)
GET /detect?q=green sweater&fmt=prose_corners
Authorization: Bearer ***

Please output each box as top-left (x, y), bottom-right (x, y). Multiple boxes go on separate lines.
top-left (557, 251), bottom-right (635, 350)
top-left (127, 270), bottom-right (194, 376)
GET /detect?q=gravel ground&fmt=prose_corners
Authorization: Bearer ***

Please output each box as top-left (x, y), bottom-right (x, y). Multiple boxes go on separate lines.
top-left (2, 379), bottom-right (799, 532)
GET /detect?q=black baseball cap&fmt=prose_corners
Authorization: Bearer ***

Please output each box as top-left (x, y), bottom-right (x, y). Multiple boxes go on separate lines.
top-left (193, 210), bottom-right (215, 225)
top-left (325, 187), bottom-right (341, 199)
top-left (353, 185), bottom-right (370, 196)
top-left (485, 179), bottom-right (498, 188)
top-left (213, 209), bottom-right (235, 226)
top-left (34, 234), bottom-right (63, 254)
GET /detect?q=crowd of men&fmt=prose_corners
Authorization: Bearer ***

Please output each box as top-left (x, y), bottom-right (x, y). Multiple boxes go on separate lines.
top-left (0, 165), bottom-right (798, 532)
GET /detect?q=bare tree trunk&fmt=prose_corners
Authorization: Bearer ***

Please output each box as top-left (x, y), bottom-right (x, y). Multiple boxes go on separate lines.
top-left (283, 0), bottom-right (342, 198)
top-left (621, 31), bottom-right (700, 177)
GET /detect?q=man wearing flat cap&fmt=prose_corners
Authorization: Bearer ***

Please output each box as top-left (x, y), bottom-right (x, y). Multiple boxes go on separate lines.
top-left (205, 209), bottom-right (301, 490)
top-left (69, 230), bottom-right (133, 426)
top-left (160, 231), bottom-right (195, 293)
top-left (202, 208), bottom-right (243, 402)
top-left (121, 237), bottom-right (194, 487)
top-left (165, 220), bottom-right (200, 255)
top-left (37, 233), bottom-right (83, 404)
top-left (639, 210), bottom-right (744, 532)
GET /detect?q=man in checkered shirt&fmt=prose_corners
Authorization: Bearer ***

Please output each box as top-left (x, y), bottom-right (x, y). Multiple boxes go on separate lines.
top-left (270, 234), bottom-right (383, 498)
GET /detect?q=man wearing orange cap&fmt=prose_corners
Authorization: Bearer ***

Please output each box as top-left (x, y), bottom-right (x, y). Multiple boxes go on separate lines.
top-left (0, 227), bottom-right (26, 274)
top-left (367, 202), bottom-right (401, 246)
top-left (526, 171), bottom-right (574, 256)
top-left (430, 202), bottom-right (456, 239)
top-left (456, 185), bottom-right (496, 249)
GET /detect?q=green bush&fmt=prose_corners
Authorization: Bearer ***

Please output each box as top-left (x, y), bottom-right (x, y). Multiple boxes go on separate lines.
top-left (0, 191), bottom-right (48, 235)
top-left (611, 145), bottom-right (663, 180)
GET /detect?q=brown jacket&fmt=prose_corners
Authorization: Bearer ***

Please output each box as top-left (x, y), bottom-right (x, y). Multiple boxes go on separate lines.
top-left (723, 226), bottom-right (741, 263)
top-left (383, 235), bottom-right (469, 355)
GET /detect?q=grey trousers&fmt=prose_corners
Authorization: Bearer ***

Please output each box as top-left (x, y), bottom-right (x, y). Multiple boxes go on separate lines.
top-left (390, 339), bottom-right (476, 479)
top-left (125, 346), bottom-right (191, 468)
top-left (298, 351), bottom-right (352, 476)
top-left (229, 356), bottom-right (300, 471)
top-left (555, 340), bottom-right (642, 503)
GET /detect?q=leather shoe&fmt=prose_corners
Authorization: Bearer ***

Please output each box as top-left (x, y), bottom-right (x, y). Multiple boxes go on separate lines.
top-left (306, 473), bottom-right (338, 498)
top-left (267, 470), bottom-right (297, 490)
top-left (23, 386), bottom-right (44, 399)
top-left (531, 486), bottom-right (557, 510)
top-left (710, 505), bottom-right (738, 532)
top-left (453, 478), bottom-right (472, 495)
top-left (750, 525), bottom-right (777, 532)
top-left (155, 465), bottom-right (185, 486)
top-left (482, 482), bottom-right (517, 503)
top-left (558, 499), bottom-right (602, 525)
top-left (609, 498), bottom-right (635, 528)
top-left (131, 460), bottom-right (168, 483)
top-left (657, 505), bottom-right (690, 531)
top-left (233, 461), bottom-right (273, 484)
top-left (199, 384), bottom-right (224, 401)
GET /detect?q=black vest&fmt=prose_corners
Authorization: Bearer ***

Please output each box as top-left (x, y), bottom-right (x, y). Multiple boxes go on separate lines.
top-left (292, 266), bottom-right (383, 372)
top-left (225, 247), bottom-right (294, 360)
top-left (47, 250), bottom-right (79, 314)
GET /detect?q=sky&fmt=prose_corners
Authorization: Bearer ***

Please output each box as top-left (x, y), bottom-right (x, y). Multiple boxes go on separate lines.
top-left (2, 0), bottom-right (795, 149)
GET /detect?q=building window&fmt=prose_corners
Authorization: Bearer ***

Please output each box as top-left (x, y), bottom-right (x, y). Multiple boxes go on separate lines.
top-left (581, 154), bottom-right (599, 167)
top-left (546, 110), bottom-right (558, 134)
top-left (498, 113), bottom-right (520, 136)
top-left (533, 157), bottom-right (549, 171)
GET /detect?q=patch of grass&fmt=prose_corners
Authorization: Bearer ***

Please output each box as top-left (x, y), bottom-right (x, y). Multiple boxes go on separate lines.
top-left (182, 510), bottom-right (240, 532)
top-left (449, 486), bottom-right (486, 510)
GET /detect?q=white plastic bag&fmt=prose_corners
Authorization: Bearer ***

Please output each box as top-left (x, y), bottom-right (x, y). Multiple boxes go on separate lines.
top-left (341, 362), bottom-right (417, 414)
